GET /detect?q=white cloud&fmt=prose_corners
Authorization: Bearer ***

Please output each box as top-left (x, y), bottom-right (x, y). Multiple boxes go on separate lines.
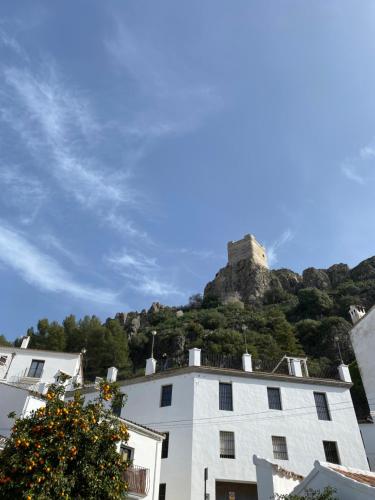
top-left (341, 138), bottom-right (375, 185)
top-left (0, 165), bottom-right (47, 224)
top-left (267, 229), bottom-right (294, 267)
top-left (0, 223), bottom-right (118, 304)
top-left (1, 63), bottom-right (142, 236)
top-left (106, 249), bottom-right (183, 298)
top-left (341, 164), bottom-right (364, 185)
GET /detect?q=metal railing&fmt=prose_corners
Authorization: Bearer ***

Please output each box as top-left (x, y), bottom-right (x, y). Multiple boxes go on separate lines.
top-left (155, 353), bottom-right (189, 373)
top-left (123, 465), bottom-right (150, 495)
top-left (201, 352), bottom-right (242, 370)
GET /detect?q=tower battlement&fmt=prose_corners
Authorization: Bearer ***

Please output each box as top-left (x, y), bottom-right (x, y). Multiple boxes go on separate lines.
top-left (227, 234), bottom-right (268, 268)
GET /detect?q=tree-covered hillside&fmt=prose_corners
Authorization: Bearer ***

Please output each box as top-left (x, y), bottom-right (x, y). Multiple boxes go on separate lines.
top-left (2, 256), bottom-right (375, 417)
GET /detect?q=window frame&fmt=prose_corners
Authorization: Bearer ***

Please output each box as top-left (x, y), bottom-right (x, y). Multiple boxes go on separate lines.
top-left (161, 432), bottom-right (169, 459)
top-left (158, 483), bottom-right (166, 500)
top-left (272, 435), bottom-right (288, 460)
top-left (120, 444), bottom-right (134, 463)
top-left (314, 392), bottom-right (331, 421)
top-left (323, 441), bottom-right (340, 464)
top-left (219, 382), bottom-right (233, 411)
top-left (27, 359), bottom-right (45, 379)
top-left (219, 431), bottom-right (235, 459)
top-left (267, 387), bottom-right (282, 410)
top-left (160, 384), bottom-right (173, 407)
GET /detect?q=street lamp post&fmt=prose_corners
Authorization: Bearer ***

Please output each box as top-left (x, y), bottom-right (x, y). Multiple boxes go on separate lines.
top-left (151, 330), bottom-right (157, 359)
top-left (242, 325), bottom-right (248, 354)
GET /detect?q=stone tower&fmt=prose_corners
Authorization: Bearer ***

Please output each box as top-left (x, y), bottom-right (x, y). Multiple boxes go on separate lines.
top-left (227, 234), bottom-right (268, 268)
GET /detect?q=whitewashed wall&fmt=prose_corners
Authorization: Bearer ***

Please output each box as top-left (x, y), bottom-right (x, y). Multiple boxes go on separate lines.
top-left (90, 369), bottom-right (368, 500)
top-left (0, 383), bottom-right (44, 437)
top-left (360, 422), bottom-right (375, 471)
top-left (0, 347), bottom-right (82, 387)
top-left (125, 425), bottom-right (163, 500)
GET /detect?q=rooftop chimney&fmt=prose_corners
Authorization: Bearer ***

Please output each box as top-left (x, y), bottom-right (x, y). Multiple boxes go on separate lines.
top-left (106, 366), bottom-right (118, 383)
top-left (20, 336), bottom-right (30, 349)
top-left (349, 305), bottom-right (366, 325)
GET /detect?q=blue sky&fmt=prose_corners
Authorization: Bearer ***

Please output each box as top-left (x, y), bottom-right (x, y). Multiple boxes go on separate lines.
top-left (1, 1), bottom-right (375, 340)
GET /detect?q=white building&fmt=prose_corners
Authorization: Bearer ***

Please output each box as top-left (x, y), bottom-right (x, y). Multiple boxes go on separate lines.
top-left (122, 419), bottom-right (164, 500)
top-left (82, 349), bottom-right (368, 500)
top-left (254, 456), bottom-right (375, 499)
top-left (349, 305), bottom-right (375, 470)
top-left (0, 337), bottom-right (83, 391)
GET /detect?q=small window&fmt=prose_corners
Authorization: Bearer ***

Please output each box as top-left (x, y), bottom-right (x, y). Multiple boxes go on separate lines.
top-left (267, 387), bottom-right (282, 410)
top-left (323, 441), bottom-right (340, 464)
top-left (220, 431), bottom-right (235, 459)
top-left (272, 436), bottom-right (288, 460)
top-left (160, 385), bottom-right (172, 407)
top-left (27, 360), bottom-right (45, 378)
top-left (162, 432), bottom-right (169, 459)
top-left (159, 484), bottom-right (166, 500)
top-left (120, 444), bottom-right (134, 462)
top-left (314, 392), bottom-right (331, 421)
top-left (0, 355), bottom-right (7, 366)
top-left (219, 383), bottom-right (233, 411)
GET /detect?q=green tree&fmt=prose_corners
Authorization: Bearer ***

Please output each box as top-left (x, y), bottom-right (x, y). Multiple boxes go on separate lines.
top-left (0, 382), bottom-right (129, 499)
top-left (297, 288), bottom-right (333, 319)
top-left (0, 335), bottom-right (11, 347)
top-left (275, 486), bottom-right (337, 499)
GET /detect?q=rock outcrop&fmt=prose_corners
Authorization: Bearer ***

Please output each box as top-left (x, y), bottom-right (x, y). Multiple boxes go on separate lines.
top-left (302, 267), bottom-right (331, 290)
top-left (204, 260), bottom-right (271, 304)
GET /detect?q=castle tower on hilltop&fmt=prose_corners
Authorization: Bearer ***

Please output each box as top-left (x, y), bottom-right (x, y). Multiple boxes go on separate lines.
top-left (227, 234), bottom-right (268, 268)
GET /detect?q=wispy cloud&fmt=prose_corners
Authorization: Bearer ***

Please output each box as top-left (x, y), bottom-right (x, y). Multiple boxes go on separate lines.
top-left (0, 223), bottom-right (118, 304)
top-left (267, 229), bottom-right (294, 267)
top-left (106, 249), bottom-right (183, 298)
top-left (0, 165), bottom-right (47, 224)
top-left (0, 62), bottom-right (141, 236)
top-left (341, 139), bottom-right (375, 185)
top-left (0, 28), bottom-right (28, 60)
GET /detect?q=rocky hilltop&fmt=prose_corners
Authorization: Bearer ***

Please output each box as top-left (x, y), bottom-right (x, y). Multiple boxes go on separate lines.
top-left (203, 234), bottom-right (371, 307)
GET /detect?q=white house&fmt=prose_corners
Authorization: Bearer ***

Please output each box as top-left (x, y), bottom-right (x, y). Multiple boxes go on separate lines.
top-left (121, 419), bottom-right (164, 500)
top-left (254, 455), bottom-right (375, 500)
top-left (349, 305), bottom-right (375, 471)
top-left (0, 337), bottom-right (83, 392)
top-left (81, 349), bottom-right (368, 500)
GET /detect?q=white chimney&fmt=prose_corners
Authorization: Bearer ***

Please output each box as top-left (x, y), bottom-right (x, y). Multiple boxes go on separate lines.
top-left (20, 336), bottom-right (30, 349)
top-left (242, 353), bottom-right (253, 372)
top-left (106, 366), bottom-right (118, 382)
top-left (145, 358), bottom-right (156, 376)
top-left (349, 305), bottom-right (366, 325)
top-left (189, 348), bottom-right (201, 367)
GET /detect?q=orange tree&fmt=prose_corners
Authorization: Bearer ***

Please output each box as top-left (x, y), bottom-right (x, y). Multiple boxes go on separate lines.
top-left (0, 381), bottom-right (129, 499)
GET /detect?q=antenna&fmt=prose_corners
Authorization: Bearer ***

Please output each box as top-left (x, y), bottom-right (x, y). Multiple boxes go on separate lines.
top-left (151, 330), bottom-right (157, 359)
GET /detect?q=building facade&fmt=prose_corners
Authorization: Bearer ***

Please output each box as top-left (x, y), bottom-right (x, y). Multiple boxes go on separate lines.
top-left (0, 339), bottom-right (83, 391)
top-left (349, 305), bottom-right (375, 470)
top-left (227, 234), bottom-right (268, 268)
top-left (83, 350), bottom-right (368, 500)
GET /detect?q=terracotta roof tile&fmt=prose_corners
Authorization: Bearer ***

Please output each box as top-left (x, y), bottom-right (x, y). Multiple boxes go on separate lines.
top-left (329, 466), bottom-right (375, 487)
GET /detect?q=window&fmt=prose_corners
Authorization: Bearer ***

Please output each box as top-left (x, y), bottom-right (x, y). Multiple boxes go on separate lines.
top-left (160, 385), bottom-right (172, 407)
top-left (27, 360), bottom-right (45, 378)
top-left (272, 436), bottom-right (288, 460)
top-left (162, 432), bottom-right (169, 459)
top-left (159, 484), bottom-right (166, 500)
top-left (314, 392), bottom-right (331, 421)
top-left (220, 431), bottom-right (235, 459)
top-left (219, 382), bottom-right (233, 411)
top-left (120, 445), bottom-right (134, 462)
top-left (112, 393), bottom-right (124, 417)
top-left (323, 441), bottom-right (340, 464)
top-left (0, 355), bottom-right (7, 366)
top-left (267, 387), bottom-right (282, 410)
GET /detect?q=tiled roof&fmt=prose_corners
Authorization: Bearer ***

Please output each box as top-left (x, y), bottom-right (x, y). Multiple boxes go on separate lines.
top-left (120, 417), bottom-right (165, 438)
top-left (329, 466), bottom-right (375, 487)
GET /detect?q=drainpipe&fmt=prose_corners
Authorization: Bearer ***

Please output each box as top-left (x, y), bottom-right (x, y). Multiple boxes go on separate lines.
top-left (152, 439), bottom-right (161, 500)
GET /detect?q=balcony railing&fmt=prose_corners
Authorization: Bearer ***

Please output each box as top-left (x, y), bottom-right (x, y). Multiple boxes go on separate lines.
top-left (123, 465), bottom-right (150, 496)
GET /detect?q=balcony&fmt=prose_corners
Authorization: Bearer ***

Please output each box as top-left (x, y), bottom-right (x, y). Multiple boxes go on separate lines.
top-left (123, 465), bottom-right (150, 497)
